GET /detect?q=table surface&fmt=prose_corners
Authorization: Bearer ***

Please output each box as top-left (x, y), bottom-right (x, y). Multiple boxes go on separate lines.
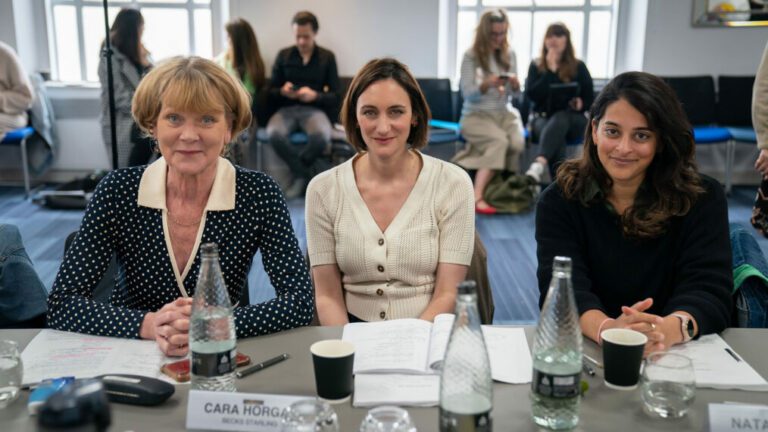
top-left (1, 327), bottom-right (766, 432)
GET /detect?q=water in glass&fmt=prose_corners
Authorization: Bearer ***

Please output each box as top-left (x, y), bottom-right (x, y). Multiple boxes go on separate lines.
top-left (641, 352), bottom-right (695, 419)
top-left (0, 340), bottom-right (22, 408)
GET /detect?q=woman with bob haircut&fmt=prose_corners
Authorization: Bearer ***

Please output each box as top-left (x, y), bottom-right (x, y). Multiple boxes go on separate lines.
top-left (49, 57), bottom-right (314, 356)
top-left (524, 22), bottom-right (594, 182)
top-left (535, 71), bottom-right (732, 355)
top-left (452, 9), bottom-right (525, 214)
top-left (305, 58), bottom-right (475, 324)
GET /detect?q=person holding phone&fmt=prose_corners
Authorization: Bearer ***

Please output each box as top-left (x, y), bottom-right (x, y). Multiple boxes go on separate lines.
top-left (48, 57), bottom-right (314, 356)
top-left (452, 9), bottom-right (525, 214)
top-left (524, 22), bottom-right (594, 183)
top-left (535, 72), bottom-right (732, 355)
top-left (266, 11), bottom-right (340, 199)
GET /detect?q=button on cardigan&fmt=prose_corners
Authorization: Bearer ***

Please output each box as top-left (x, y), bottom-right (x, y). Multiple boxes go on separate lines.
top-left (47, 157), bottom-right (314, 339)
top-left (305, 152), bottom-right (475, 321)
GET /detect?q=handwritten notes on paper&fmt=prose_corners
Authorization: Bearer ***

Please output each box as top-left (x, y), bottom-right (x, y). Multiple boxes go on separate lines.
top-left (21, 330), bottom-right (175, 385)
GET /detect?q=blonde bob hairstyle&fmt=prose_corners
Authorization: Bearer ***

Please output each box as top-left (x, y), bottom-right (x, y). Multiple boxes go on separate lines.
top-left (132, 56), bottom-right (252, 138)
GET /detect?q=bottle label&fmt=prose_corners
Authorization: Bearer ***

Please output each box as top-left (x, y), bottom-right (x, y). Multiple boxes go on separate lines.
top-left (532, 369), bottom-right (581, 398)
top-left (439, 408), bottom-right (492, 432)
top-left (192, 349), bottom-right (236, 377)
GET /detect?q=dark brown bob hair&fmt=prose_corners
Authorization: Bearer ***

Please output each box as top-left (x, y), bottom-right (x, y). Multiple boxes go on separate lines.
top-left (556, 71), bottom-right (704, 239)
top-left (340, 58), bottom-right (431, 152)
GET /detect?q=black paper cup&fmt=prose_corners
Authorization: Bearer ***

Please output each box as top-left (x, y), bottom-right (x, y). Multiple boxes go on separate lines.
top-left (310, 340), bottom-right (355, 403)
top-left (601, 328), bottom-right (647, 390)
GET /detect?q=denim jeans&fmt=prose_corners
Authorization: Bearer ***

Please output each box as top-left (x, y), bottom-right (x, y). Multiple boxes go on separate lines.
top-left (730, 223), bottom-right (768, 328)
top-left (0, 224), bottom-right (48, 327)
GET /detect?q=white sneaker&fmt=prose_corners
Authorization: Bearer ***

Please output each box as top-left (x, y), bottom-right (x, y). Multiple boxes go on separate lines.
top-left (526, 161), bottom-right (545, 183)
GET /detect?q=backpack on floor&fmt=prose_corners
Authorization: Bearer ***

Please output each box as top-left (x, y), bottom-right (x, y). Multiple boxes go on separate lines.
top-left (483, 171), bottom-right (536, 214)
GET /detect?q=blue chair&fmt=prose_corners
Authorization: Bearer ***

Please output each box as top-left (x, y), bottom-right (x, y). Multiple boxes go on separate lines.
top-left (664, 76), bottom-right (735, 192)
top-left (717, 75), bottom-right (757, 192)
top-left (0, 126), bottom-right (35, 197)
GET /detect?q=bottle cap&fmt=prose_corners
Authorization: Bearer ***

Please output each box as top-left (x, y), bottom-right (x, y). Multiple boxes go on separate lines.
top-left (200, 242), bottom-right (219, 256)
top-left (553, 256), bottom-right (572, 271)
top-left (457, 280), bottom-right (477, 295)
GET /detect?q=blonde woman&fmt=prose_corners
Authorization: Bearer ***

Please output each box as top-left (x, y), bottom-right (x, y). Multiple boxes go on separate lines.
top-left (49, 57), bottom-right (313, 355)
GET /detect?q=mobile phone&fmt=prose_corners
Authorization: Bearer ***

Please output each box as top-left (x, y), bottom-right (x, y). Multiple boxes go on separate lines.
top-left (160, 353), bottom-right (251, 383)
top-left (291, 84), bottom-right (300, 91)
top-left (498, 74), bottom-right (510, 82)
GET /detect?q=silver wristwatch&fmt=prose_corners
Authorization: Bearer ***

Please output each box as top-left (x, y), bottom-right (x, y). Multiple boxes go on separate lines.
top-left (671, 313), bottom-right (694, 343)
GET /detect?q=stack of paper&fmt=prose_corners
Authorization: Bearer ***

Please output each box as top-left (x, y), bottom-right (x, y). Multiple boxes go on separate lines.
top-left (21, 330), bottom-right (176, 386)
top-left (670, 334), bottom-right (768, 391)
top-left (342, 314), bottom-right (532, 407)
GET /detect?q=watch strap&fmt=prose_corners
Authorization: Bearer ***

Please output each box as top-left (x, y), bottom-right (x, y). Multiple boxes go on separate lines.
top-left (671, 313), bottom-right (693, 343)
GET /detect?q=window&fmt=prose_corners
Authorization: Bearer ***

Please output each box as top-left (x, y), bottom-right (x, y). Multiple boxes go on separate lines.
top-left (454, 0), bottom-right (618, 84)
top-left (46, 0), bottom-right (214, 82)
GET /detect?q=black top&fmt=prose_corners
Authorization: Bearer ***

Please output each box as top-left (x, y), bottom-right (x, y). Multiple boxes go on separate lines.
top-left (48, 162), bottom-right (314, 339)
top-left (268, 45), bottom-right (340, 122)
top-left (524, 60), bottom-right (594, 116)
top-left (535, 175), bottom-right (733, 336)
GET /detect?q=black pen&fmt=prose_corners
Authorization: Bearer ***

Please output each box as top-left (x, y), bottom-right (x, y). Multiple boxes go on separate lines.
top-left (236, 353), bottom-right (289, 379)
top-left (724, 347), bottom-right (741, 362)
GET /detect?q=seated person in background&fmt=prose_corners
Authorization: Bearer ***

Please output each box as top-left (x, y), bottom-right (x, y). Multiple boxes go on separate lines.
top-left (535, 72), bottom-right (732, 355)
top-left (524, 22), bottom-right (593, 182)
top-left (0, 40), bottom-right (33, 141)
top-left (306, 58), bottom-right (475, 325)
top-left (267, 10), bottom-right (340, 198)
top-left (452, 9), bottom-right (526, 215)
top-left (48, 57), bottom-right (314, 356)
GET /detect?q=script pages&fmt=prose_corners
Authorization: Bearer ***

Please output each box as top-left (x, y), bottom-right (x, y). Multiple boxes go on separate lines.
top-left (342, 314), bottom-right (533, 407)
top-left (342, 314), bottom-right (454, 375)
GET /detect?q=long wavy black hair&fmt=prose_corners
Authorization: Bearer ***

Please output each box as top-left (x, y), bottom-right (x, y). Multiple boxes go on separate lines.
top-left (556, 71), bottom-right (704, 239)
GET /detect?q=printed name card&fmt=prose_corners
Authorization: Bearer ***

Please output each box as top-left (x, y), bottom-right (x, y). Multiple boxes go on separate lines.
top-left (709, 403), bottom-right (768, 432)
top-left (186, 390), bottom-right (307, 431)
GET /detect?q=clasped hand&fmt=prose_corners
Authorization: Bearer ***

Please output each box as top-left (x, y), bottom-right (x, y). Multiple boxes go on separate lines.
top-left (605, 298), bottom-right (666, 356)
top-left (140, 297), bottom-right (192, 357)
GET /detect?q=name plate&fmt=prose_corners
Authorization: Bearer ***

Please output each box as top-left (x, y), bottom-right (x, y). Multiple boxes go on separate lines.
top-left (186, 390), bottom-right (307, 431)
top-left (709, 403), bottom-right (768, 432)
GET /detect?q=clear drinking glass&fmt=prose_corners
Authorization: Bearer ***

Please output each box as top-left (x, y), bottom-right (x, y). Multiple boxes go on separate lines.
top-left (359, 406), bottom-right (417, 432)
top-left (0, 340), bottom-right (22, 408)
top-left (641, 352), bottom-right (696, 419)
top-left (280, 399), bottom-right (339, 432)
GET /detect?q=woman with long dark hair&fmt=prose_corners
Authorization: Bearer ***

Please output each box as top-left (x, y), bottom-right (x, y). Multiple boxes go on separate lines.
top-left (98, 7), bottom-right (153, 167)
top-left (217, 18), bottom-right (266, 125)
top-left (452, 9), bottom-right (525, 214)
top-left (536, 72), bottom-right (732, 355)
top-left (524, 22), bottom-right (593, 182)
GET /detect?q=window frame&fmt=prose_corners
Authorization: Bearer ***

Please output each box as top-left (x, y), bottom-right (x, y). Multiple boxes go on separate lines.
top-left (450, 0), bottom-right (619, 83)
top-left (44, 0), bottom-right (220, 83)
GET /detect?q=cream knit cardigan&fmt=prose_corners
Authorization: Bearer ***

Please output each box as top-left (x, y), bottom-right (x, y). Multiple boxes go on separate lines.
top-left (306, 151), bottom-right (475, 321)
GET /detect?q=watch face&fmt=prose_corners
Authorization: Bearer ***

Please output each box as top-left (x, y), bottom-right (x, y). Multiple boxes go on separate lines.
top-left (686, 320), bottom-right (695, 338)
